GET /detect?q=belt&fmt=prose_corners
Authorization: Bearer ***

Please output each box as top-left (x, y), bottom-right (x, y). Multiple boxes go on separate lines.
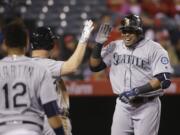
top-left (0, 120), bottom-right (43, 130)
top-left (130, 96), bottom-right (156, 104)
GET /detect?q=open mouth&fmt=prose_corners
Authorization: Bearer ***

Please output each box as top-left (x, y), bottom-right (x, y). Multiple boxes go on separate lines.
top-left (125, 38), bottom-right (131, 42)
top-left (124, 37), bottom-right (134, 46)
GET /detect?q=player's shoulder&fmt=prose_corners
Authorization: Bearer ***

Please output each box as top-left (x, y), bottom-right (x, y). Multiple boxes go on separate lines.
top-left (28, 58), bottom-right (49, 71)
top-left (32, 57), bottom-right (55, 62)
top-left (146, 38), bottom-right (167, 53)
top-left (147, 39), bottom-right (161, 48)
top-left (32, 57), bottom-right (64, 67)
top-left (0, 56), bottom-right (46, 68)
top-left (108, 39), bottom-right (123, 46)
top-left (104, 39), bottom-right (123, 51)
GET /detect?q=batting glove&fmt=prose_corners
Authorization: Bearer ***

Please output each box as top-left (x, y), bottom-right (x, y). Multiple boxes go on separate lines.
top-left (79, 20), bottom-right (94, 44)
top-left (119, 88), bottom-right (139, 103)
top-left (95, 23), bottom-right (112, 44)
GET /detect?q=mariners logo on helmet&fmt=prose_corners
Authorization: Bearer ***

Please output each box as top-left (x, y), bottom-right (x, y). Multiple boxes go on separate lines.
top-left (124, 18), bottom-right (130, 27)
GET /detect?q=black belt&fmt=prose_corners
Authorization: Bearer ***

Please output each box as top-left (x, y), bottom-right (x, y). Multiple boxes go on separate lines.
top-left (0, 120), bottom-right (43, 130)
top-left (130, 96), bottom-right (156, 104)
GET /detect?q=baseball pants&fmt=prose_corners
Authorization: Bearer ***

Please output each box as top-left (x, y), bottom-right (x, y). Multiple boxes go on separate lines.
top-left (111, 97), bottom-right (161, 135)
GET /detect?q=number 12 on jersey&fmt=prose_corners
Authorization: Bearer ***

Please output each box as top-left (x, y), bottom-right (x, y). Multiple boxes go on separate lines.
top-left (1, 82), bottom-right (30, 112)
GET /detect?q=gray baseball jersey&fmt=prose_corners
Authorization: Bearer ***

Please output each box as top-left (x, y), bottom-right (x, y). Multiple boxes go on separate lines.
top-left (32, 58), bottom-right (72, 135)
top-left (0, 56), bottom-right (58, 134)
top-left (101, 38), bottom-right (172, 96)
top-left (101, 38), bottom-right (172, 135)
top-left (32, 58), bottom-right (69, 108)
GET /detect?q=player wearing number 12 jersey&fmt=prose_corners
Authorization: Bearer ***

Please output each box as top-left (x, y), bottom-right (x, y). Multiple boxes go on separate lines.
top-left (0, 21), bottom-right (64, 135)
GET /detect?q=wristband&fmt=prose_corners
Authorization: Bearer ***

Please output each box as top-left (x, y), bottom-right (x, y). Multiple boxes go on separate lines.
top-left (91, 43), bottom-right (103, 58)
top-left (54, 126), bottom-right (65, 135)
top-left (134, 83), bottom-right (153, 95)
top-left (79, 36), bottom-right (88, 44)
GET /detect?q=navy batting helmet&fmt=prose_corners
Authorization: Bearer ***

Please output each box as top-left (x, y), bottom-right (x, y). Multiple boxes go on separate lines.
top-left (31, 27), bottom-right (57, 50)
top-left (119, 14), bottom-right (143, 34)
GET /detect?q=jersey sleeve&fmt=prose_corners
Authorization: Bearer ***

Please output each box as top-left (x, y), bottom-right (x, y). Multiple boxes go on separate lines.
top-left (48, 60), bottom-right (64, 77)
top-left (39, 69), bottom-right (58, 105)
top-left (151, 48), bottom-right (173, 76)
top-left (101, 42), bottom-right (116, 66)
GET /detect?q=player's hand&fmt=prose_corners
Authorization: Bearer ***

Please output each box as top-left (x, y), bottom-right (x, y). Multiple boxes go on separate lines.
top-left (95, 23), bottom-right (112, 44)
top-left (79, 20), bottom-right (94, 44)
top-left (119, 88), bottom-right (138, 103)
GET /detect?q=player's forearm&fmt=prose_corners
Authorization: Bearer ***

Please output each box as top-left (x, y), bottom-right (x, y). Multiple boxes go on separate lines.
top-left (136, 79), bottom-right (161, 94)
top-left (149, 79), bottom-right (161, 90)
top-left (90, 56), bottom-right (102, 67)
top-left (43, 100), bottom-right (65, 135)
top-left (89, 43), bottom-right (107, 72)
top-left (133, 74), bottom-right (171, 96)
top-left (48, 115), bottom-right (63, 129)
top-left (67, 42), bottom-right (87, 69)
top-left (48, 116), bottom-right (65, 135)
top-left (61, 43), bottom-right (87, 75)
top-left (61, 20), bottom-right (94, 76)
top-left (89, 42), bottom-right (104, 67)
top-left (89, 57), bottom-right (107, 72)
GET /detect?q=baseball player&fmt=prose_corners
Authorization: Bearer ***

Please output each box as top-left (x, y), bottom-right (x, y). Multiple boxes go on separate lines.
top-left (30, 20), bottom-right (94, 135)
top-left (0, 22), bottom-right (64, 135)
top-left (42, 78), bottom-right (71, 135)
top-left (89, 14), bottom-right (172, 135)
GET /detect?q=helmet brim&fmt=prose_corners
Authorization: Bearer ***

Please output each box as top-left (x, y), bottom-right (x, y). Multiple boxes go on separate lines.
top-left (119, 26), bottom-right (143, 34)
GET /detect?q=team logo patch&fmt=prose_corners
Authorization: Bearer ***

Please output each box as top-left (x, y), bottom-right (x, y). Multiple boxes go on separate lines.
top-left (161, 57), bottom-right (169, 64)
top-left (124, 18), bottom-right (130, 26)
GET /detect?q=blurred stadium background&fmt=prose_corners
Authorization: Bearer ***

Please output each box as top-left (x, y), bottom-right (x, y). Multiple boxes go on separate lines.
top-left (0, 0), bottom-right (180, 135)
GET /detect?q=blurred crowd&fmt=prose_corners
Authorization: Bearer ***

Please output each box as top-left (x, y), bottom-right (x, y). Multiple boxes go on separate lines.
top-left (0, 0), bottom-right (180, 80)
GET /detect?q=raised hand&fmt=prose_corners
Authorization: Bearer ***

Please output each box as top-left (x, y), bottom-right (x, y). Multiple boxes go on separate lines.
top-left (79, 20), bottom-right (94, 44)
top-left (95, 23), bottom-right (112, 44)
